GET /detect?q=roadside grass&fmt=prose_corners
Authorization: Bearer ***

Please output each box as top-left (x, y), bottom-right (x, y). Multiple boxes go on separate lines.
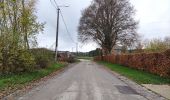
top-left (0, 63), bottom-right (66, 91)
top-left (98, 61), bottom-right (170, 84)
top-left (77, 56), bottom-right (93, 60)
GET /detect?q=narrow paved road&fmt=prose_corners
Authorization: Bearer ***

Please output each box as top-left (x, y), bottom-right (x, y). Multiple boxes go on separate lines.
top-left (17, 60), bottom-right (147, 100)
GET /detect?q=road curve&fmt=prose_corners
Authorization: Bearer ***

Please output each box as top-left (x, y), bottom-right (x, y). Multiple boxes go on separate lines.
top-left (16, 60), bottom-right (147, 100)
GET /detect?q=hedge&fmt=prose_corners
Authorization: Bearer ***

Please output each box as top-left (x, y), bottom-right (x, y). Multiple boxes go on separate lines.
top-left (94, 49), bottom-right (170, 77)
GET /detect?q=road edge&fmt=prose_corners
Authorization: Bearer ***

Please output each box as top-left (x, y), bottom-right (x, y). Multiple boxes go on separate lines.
top-left (95, 61), bottom-right (167, 100)
top-left (2, 62), bottom-right (79, 100)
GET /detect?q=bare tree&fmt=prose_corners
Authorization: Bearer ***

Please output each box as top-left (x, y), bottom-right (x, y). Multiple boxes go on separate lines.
top-left (78, 0), bottom-right (138, 54)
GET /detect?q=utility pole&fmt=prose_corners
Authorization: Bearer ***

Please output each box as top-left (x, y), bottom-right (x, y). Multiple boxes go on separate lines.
top-left (55, 8), bottom-right (60, 61)
top-left (54, 5), bottom-right (69, 61)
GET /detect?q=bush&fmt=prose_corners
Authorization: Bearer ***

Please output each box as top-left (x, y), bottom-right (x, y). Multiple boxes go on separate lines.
top-left (35, 56), bottom-right (49, 68)
top-left (67, 56), bottom-right (76, 63)
top-left (30, 48), bottom-right (55, 69)
top-left (0, 48), bottom-right (55, 74)
top-left (164, 49), bottom-right (170, 57)
top-left (0, 49), bottom-right (36, 74)
top-left (14, 50), bottom-right (36, 72)
top-left (94, 50), bottom-right (170, 77)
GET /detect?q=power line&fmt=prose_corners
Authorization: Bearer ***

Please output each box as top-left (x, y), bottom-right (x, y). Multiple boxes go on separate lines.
top-left (49, 42), bottom-right (56, 50)
top-left (50, 0), bottom-right (60, 61)
top-left (50, 0), bottom-right (75, 43)
top-left (59, 10), bottom-right (76, 43)
top-left (50, 0), bottom-right (58, 9)
top-left (53, 0), bottom-right (59, 8)
top-left (50, 0), bottom-right (77, 54)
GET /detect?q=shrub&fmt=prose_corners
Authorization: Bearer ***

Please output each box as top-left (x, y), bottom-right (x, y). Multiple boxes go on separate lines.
top-left (0, 49), bottom-right (36, 74)
top-left (67, 56), bottom-right (76, 63)
top-left (0, 48), bottom-right (57, 74)
top-left (14, 50), bottom-right (36, 72)
top-left (35, 56), bottom-right (49, 68)
top-left (94, 49), bottom-right (170, 77)
top-left (164, 49), bottom-right (170, 57)
top-left (30, 48), bottom-right (55, 69)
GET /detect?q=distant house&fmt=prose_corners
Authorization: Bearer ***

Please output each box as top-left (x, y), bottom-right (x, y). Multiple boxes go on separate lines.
top-left (100, 45), bottom-right (122, 55)
top-left (57, 51), bottom-right (75, 63)
top-left (112, 45), bottom-right (122, 55)
top-left (58, 51), bottom-right (71, 58)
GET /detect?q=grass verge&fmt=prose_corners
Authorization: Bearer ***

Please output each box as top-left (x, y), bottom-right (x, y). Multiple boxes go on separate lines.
top-left (0, 63), bottom-right (66, 92)
top-left (98, 61), bottom-right (170, 84)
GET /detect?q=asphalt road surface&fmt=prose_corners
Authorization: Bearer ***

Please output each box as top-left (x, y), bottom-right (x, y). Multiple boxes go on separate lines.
top-left (17, 60), bottom-right (148, 100)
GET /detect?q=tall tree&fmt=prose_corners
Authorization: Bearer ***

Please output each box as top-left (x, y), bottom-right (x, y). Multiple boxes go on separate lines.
top-left (0, 0), bottom-right (44, 50)
top-left (0, 0), bottom-right (44, 73)
top-left (78, 0), bottom-right (138, 54)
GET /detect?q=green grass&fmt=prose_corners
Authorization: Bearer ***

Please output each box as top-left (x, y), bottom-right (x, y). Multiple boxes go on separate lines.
top-left (0, 63), bottom-right (65, 91)
top-left (98, 61), bottom-right (170, 84)
top-left (77, 56), bottom-right (93, 60)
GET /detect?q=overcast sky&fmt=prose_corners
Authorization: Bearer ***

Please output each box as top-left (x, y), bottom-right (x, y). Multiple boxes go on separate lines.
top-left (36, 0), bottom-right (170, 52)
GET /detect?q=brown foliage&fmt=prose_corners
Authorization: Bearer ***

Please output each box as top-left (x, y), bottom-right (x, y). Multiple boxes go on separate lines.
top-left (94, 50), bottom-right (170, 77)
